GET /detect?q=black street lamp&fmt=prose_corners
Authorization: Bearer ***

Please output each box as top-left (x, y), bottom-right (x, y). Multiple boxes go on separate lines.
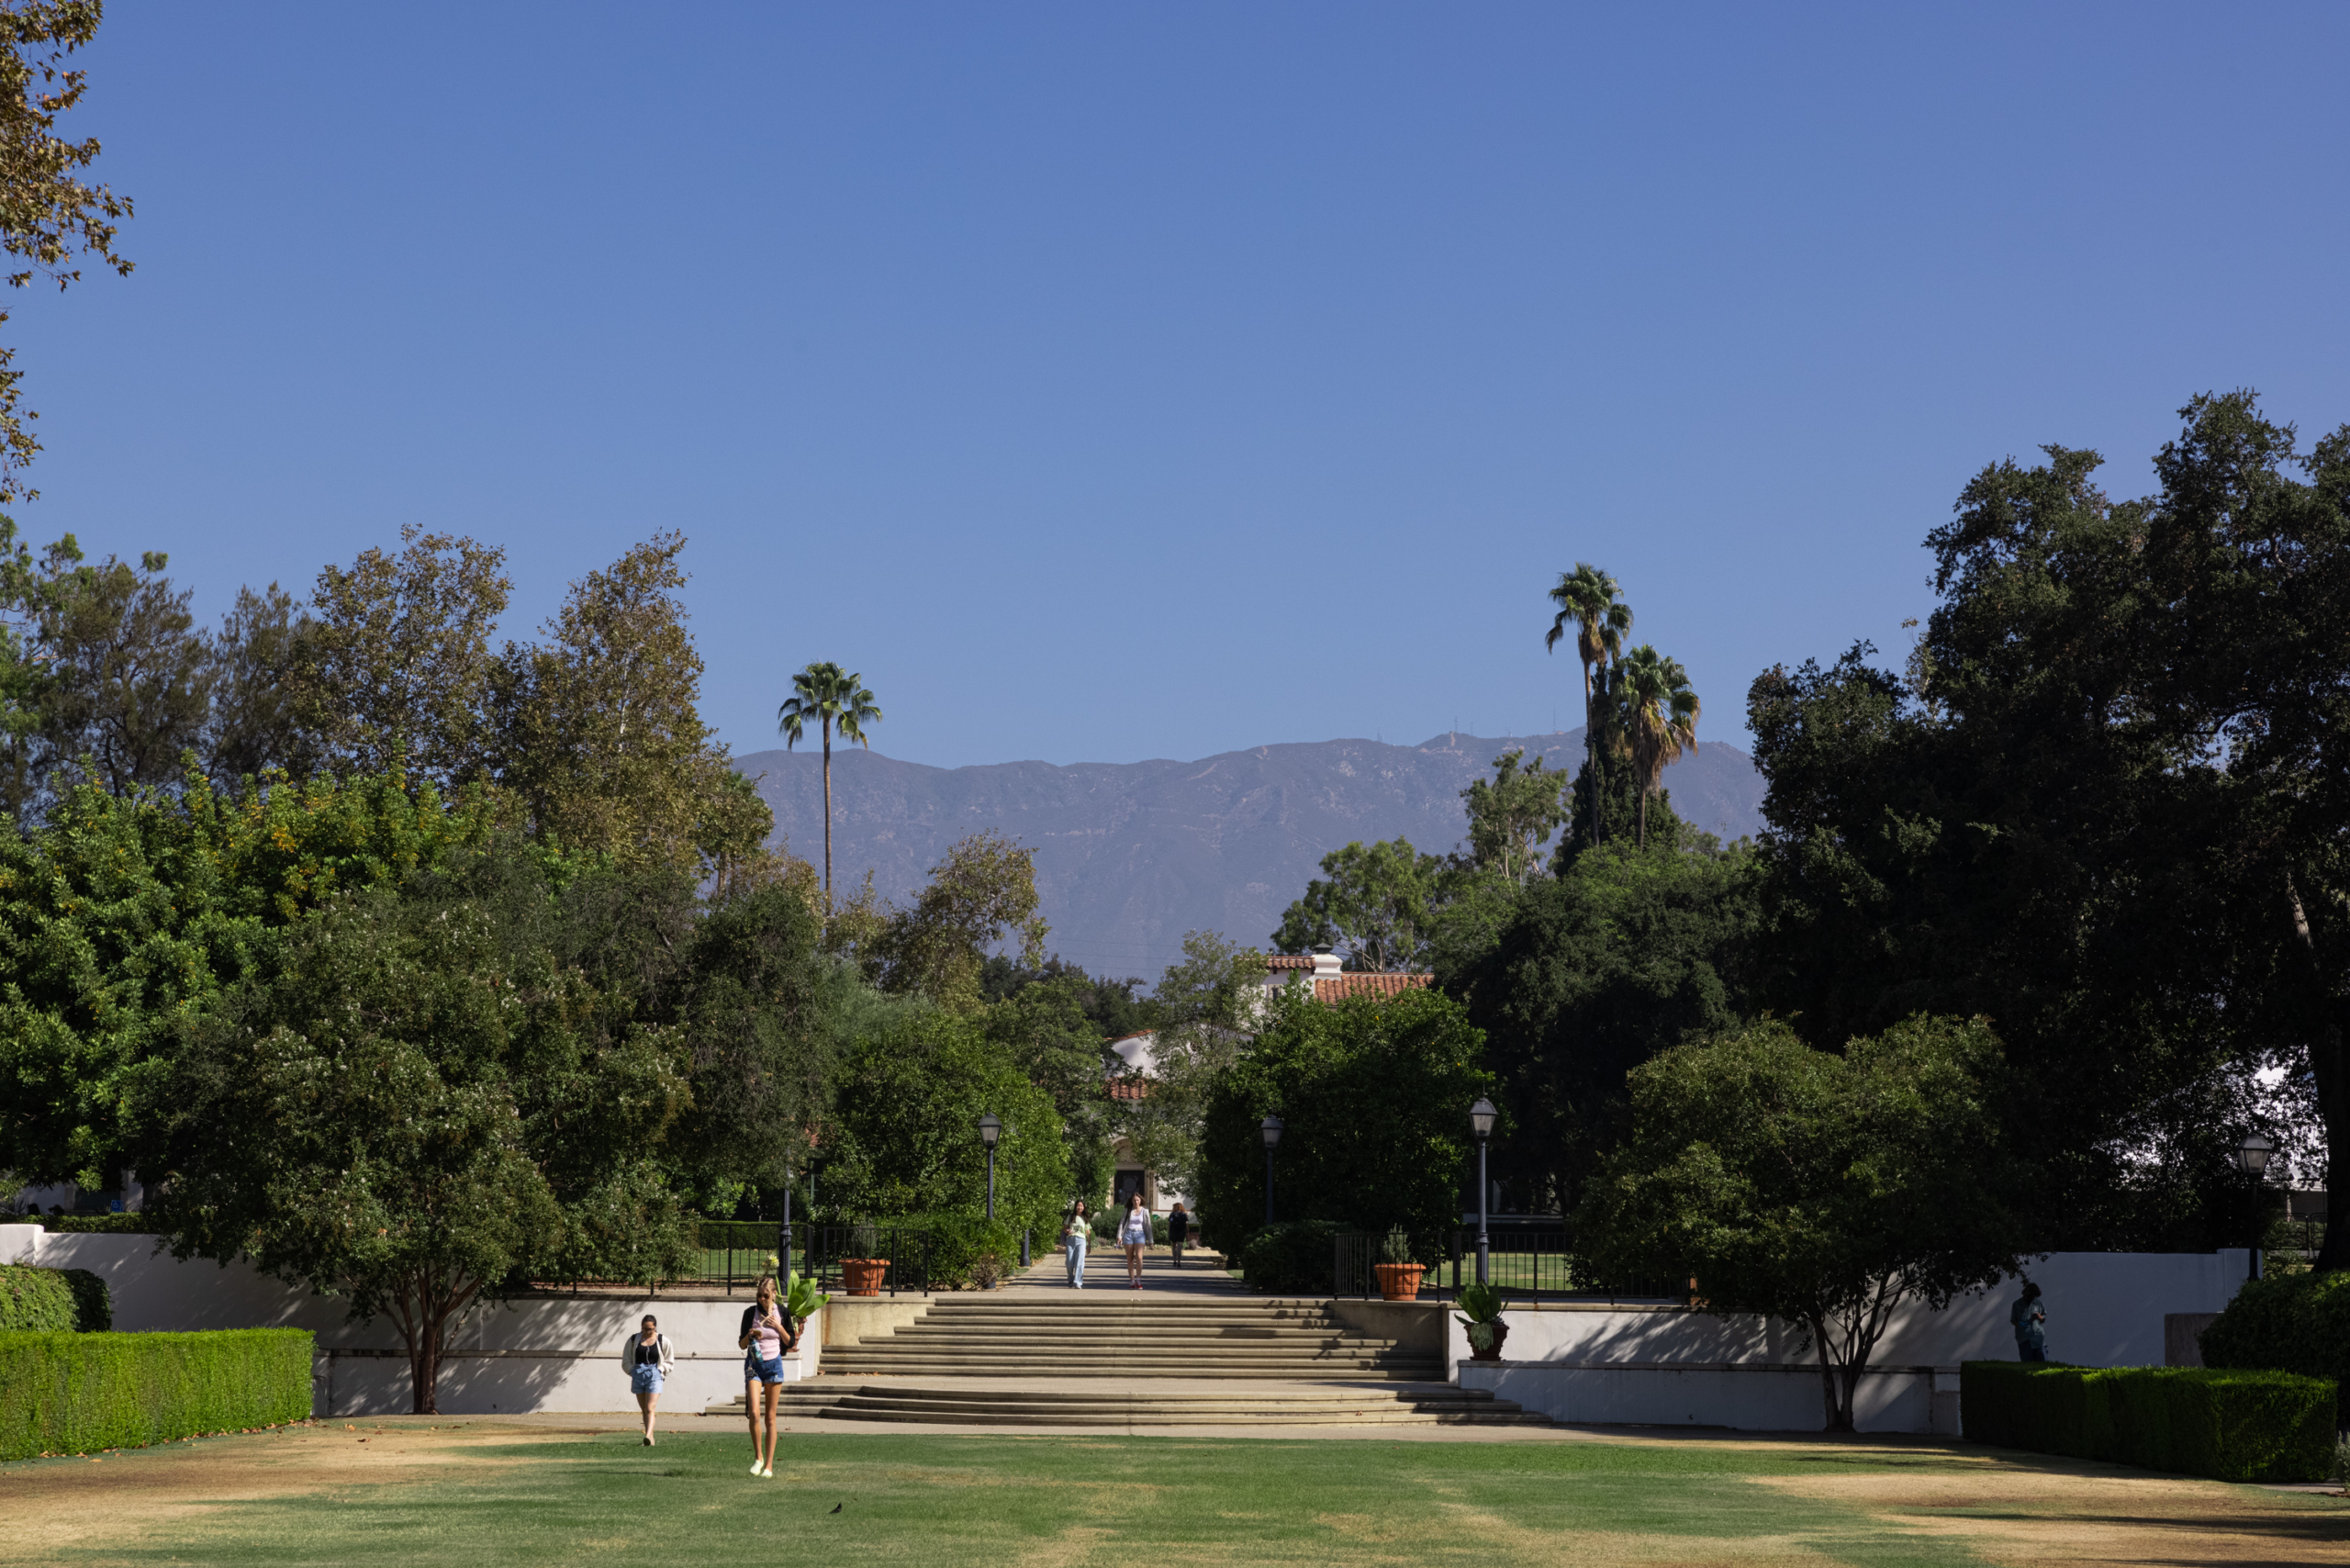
top-left (978, 1113), bottom-right (1002, 1222)
top-left (1260, 1114), bottom-right (1284, 1226)
top-left (1470, 1097), bottom-right (1497, 1287)
top-left (2233, 1131), bottom-right (2277, 1280)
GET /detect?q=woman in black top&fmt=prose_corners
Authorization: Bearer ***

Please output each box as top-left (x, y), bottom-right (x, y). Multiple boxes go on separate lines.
top-left (618, 1315), bottom-right (674, 1446)
top-left (1168, 1204), bottom-right (1191, 1269)
top-left (736, 1276), bottom-right (797, 1478)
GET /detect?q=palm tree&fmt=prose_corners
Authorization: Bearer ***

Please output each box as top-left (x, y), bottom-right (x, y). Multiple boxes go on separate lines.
top-left (778, 661), bottom-right (881, 902)
top-left (1545, 565), bottom-right (1632, 846)
top-left (1615, 644), bottom-right (1699, 849)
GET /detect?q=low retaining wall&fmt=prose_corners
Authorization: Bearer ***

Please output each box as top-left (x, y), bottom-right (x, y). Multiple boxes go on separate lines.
top-left (1460, 1360), bottom-right (1961, 1434)
top-left (2, 1227), bottom-right (823, 1417)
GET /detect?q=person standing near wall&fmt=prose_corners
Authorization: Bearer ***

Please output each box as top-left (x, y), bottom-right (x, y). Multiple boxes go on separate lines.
top-left (1062, 1200), bottom-right (1090, 1288)
top-left (1167, 1203), bottom-right (1190, 1269)
top-left (1118, 1191), bottom-right (1151, 1290)
top-left (620, 1314), bottom-right (675, 1446)
top-left (738, 1275), bottom-right (795, 1477)
top-left (2010, 1282), bottom-right (2047, 1362)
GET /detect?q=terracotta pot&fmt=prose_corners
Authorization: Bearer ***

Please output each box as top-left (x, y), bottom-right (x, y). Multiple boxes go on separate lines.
top-left (1373, 1262), bottom-right (1427, 1301)
top-left (842, 1258), bottom-right (889, 1296)
top-left (1465, 1318), bottom-right (1510, 1362)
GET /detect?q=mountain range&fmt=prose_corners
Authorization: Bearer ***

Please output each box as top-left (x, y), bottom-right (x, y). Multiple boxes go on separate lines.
top-left (736, 729), bottom-right (1767, 981)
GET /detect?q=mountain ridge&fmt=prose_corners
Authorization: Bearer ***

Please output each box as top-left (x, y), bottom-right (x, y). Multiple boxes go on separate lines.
top-left (737, 729), bottom-right (1765, 980)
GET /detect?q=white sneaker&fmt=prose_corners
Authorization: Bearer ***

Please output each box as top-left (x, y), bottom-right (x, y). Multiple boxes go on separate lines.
top-left (759, 1463), bottom-right (774, 1478)
top-left (750, 1461), bottom-right (765, 1475)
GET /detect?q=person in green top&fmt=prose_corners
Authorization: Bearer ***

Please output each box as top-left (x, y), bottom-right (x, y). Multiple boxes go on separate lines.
top-left (2010, 1281), bottom-right (2046, 1361)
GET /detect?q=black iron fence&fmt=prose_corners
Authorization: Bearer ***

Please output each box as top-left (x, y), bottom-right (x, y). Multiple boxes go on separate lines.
top-left (1332, 1228), bottom-right (1684, 1304)
top-left (550, 1221), bottom-right (933, 1296)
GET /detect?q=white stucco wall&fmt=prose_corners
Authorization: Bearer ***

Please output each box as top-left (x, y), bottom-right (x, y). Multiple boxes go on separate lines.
top-left (2, 1227), bottom-right (822, 1416)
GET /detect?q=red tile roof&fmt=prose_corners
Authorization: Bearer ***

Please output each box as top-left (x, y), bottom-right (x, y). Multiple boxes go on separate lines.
top-left (1313, 972), bottom-right (1434, 1002)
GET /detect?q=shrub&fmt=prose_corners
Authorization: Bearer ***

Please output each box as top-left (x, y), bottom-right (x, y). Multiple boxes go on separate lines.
top-left (1961, 1361), bottom-right (2335, 1482)
top-left (1239, 1219), bottom-right (1344, 1294)
top-left (58, 1269), bottom-right (108, 1331)
top-left (0, 1328), bottom-right (314, 1461)
top-left (44, 1214), bottom-right (164, 1236)
top-left (0, 1266), bottom-right (75, 1332)
top-left (2199, 1269), bottom-right (2350, 1417)
top-left (903, 1212), bottom-right (1020, 1291)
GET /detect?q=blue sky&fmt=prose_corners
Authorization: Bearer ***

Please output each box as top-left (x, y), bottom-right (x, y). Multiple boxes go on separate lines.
top-left (11, 3), bottom-right (2348, 767)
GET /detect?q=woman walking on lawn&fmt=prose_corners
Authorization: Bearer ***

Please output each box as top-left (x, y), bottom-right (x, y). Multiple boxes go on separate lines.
top-left (620, 1314), bottom-right (675, 1446)
top-left (1062, 1199), bottom-right (1091, 1288)
top-left (738, 1275), bottom-right (795, 1477)
top-left (1118, 1191), bottom-right (1152, 1289)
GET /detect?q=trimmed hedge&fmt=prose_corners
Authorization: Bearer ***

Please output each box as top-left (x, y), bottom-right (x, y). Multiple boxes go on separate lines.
top-left (4, 1214), bottom-right (163, 1235)
top-left (1239, 1219), bottom-right (1345, 1294)
top-left (1962, 1361), bottom-right (2335, 1483)
top-left (0, 1328), bottom-right (314, 1461)
top-left (901, 1212), bottom-right (1022, 1290)
top-left (0, 1265), bottom-right (75, 1332)
top-left (2199, 1270), bottom-right (2350, 1414)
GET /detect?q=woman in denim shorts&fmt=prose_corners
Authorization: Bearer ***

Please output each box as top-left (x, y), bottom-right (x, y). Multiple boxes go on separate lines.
top-left (736, 1275), bottom-right (795, 1478)
top-left (619, 1314), bottom-right (675, 1446)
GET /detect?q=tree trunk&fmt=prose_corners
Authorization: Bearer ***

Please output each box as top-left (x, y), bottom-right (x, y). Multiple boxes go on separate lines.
top-left (1583, 678), bottom-right (1603, 849)
top-left (821, 718), bottom-right (834, 902)
top-left (1809, 1315), bottom-right (1845, 1431)
top-left (1637, 786), bottom-right (1649, 850)
top-left (386, 1263), bottom-right (479, 1416)
top-left (2287, 874), bottom-right (2348, 1273)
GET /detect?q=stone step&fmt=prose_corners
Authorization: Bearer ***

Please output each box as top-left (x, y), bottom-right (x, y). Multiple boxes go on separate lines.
top-left (706, 1383), bottom-right (1539, 1427)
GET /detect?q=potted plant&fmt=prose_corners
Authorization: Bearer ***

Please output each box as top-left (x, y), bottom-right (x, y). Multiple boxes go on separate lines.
top-left (1372, 1226), bottom-right (1426, 1300)
top-left (842, 1222), bottom-right (889, 1296)
top-left (1455, 1281), bottom-right (1509, 1361)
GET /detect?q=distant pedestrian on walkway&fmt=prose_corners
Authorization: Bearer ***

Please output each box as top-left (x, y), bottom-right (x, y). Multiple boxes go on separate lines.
top-left (1062, 1200), bottom-right (1090, 1288)
top-left (621, 1314), bottom-right (675, 1446)
top-left (2010, 1281), bottom-right (2047, 1362)
top-left (1168, 1203), bottom-right (1191, 1269)
top-left (738, 1274), bottom-right (796, 1477)
top-left (1118, 1192), bottom-right (1151, 1289)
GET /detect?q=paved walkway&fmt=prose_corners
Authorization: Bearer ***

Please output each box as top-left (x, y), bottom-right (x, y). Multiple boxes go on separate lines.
top-left (1005, 1238), bottom-right (1248, 1296)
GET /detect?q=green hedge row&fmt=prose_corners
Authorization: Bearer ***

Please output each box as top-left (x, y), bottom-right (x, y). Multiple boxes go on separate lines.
top-left (0, 1329), bottom-right (314, 1461)
top-left (903, 1212), bottom-right (1023, 1289)
top-left (0, 1266), bottom-right (108, 1332)
top-left (1239, 1219), bottom-right (1344, 1294)
top-left (2, 1214), bottom-right (162, 1235)
top-left (1962, 1361), bottom-right (2335, 1482)
top-left (2199, 1271), bottom-right (2350, 1408)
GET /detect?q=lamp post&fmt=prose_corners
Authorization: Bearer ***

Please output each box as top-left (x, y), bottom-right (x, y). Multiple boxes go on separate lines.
top-left (1260, 1114), bottom-right (1284, 1226)
top-left (1470, 1097), bottom-right (1497, 1287)
top-left (2233, 1131), bottom-right (2277, 1280)
top-left (779, 1158), bottom-right (793, 1293)
top-left (978, 1113), bottom-right (1002, 1222)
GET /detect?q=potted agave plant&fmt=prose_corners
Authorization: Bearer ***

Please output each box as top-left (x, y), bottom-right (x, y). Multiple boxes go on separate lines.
top-left (1372, 1226), bottom-right (1426, 1301)
top-left (1455, 1281), bottom-right (1509, 1361)
top-left (841, 1222), bottom-right (889, 1296)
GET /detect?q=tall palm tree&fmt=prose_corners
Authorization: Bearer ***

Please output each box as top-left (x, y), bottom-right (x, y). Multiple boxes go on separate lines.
top-left (1615, 644), bottom-right (1699, 849)
top-left (1545, 564), bottom-right (1633, 847)
top-left (778, 661), bottom-right (881, 902)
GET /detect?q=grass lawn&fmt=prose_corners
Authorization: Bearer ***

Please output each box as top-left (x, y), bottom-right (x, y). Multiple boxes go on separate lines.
top-left (6, 1420), bottom-right (2348, 1566)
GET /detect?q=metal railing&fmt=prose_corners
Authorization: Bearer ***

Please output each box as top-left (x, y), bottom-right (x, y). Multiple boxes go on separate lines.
top-left (1333, 1228), bottom-right (1684, 1304)
top-left (544, 1221), bottom-right (933, 1296)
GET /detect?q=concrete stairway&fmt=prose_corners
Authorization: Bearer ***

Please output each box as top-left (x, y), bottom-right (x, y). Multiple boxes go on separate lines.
top-left (707, 1382), bottom-right (1545, 1427)
top-left (821, 1294), bottom-right (1442, 1380)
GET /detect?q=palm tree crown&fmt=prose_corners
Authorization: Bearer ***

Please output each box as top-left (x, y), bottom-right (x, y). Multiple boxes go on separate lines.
top-left (778, 661), bottom-right (881, 900)
top-left (1615, 644), bottom-right (1699, 848)
top-left (1545, 564), bottom-right (1633, 847)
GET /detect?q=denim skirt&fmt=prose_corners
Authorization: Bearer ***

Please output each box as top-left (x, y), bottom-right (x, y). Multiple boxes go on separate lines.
top-left (746, 1353), bottom-right (786, 1385)
top-left (631, 1362), bottom-right (664, 1395)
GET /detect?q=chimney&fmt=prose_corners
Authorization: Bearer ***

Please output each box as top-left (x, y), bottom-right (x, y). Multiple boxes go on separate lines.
top-left (1311, 947), bottom-right (1344, 980)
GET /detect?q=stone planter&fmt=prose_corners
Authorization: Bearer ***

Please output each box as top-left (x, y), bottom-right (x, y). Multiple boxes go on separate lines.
top-left (1464, 1318), bottom-right (1509, 1362)
top-left (1373, 1262), bottom-right (1427, 1301)
top-left (841, 1259), bottom-right (889, 1297)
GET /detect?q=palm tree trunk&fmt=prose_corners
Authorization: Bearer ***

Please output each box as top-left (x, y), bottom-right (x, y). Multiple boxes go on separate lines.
top-left (1582, 667), bottom-right (1603, 849)
top-left (1637, 785), bottom-right (1648, 850)
top-left (821, 717), bottom-right (834, 902)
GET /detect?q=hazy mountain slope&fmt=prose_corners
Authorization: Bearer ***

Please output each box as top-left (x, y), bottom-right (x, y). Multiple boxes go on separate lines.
top-left (736, 729), bottom-right (1764, 980)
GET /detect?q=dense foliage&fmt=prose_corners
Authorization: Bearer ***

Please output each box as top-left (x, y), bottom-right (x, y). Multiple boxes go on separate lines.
top-left (0, 1327), bottom-right (313, 1462)
top-left (2199, 1270), bottom-right (2350, 1398)
top-left (1960, 1361), bottom-right (2335, 1483)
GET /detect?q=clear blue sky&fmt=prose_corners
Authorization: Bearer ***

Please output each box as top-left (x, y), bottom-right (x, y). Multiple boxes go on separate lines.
top-left (12, 3), bottom-right (2348, 767)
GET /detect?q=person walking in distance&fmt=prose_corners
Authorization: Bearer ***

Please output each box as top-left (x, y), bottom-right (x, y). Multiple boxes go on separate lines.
top-left (738, 1275), bottom-right (795, 1477)
top-left (620, 1314), bottom-right (675, 1446)
top-left (2010, 1281), bottom-right (2047, 1362)
top-left (1167, 1203), bottom-right (1191, 1269)
top-left (1062, 1200), bottom-right (1090, 1288)
top-left (1118, 1191), bottom-right (1152, 1290)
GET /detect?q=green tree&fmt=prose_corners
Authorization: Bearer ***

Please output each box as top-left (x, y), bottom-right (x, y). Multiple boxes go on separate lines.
top-left (1271, 837), bottom-right (1444, 971)
top-left (820, 1010), bottom-right (1068, 1240)
top-left (1546, 564), bottom-right (1631, 849)
top-left (157, 856), bottom-right (698, 1414)
top-left (856, 831), bottom-right (1048, 1010)
top-left (488, 533), bottom-right (741, 872)
top-left (204, 582), bottom-right (313, 785)
top-left (1196, 986), bottom-right (1493, 1255)
top-left (0, 767), bottom-right (500, 1188)
top-left (777, 661), bottom-right (880, 902)
top-left (1444, 835), bottom-right (1761, 1217)
top-left (1105, 930), bottom-right (1264, 1211)
top-left (1616, 644), bottom-right (1699, 849)
top-left (0, 0), bottom-right (134, 503)
top-left (294, 526), bottom-right (512, 788)
top-left (1459, 748), bottom-right (1567, 884)
top-left (1578, 1014), bottom-right (2023, 1431)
